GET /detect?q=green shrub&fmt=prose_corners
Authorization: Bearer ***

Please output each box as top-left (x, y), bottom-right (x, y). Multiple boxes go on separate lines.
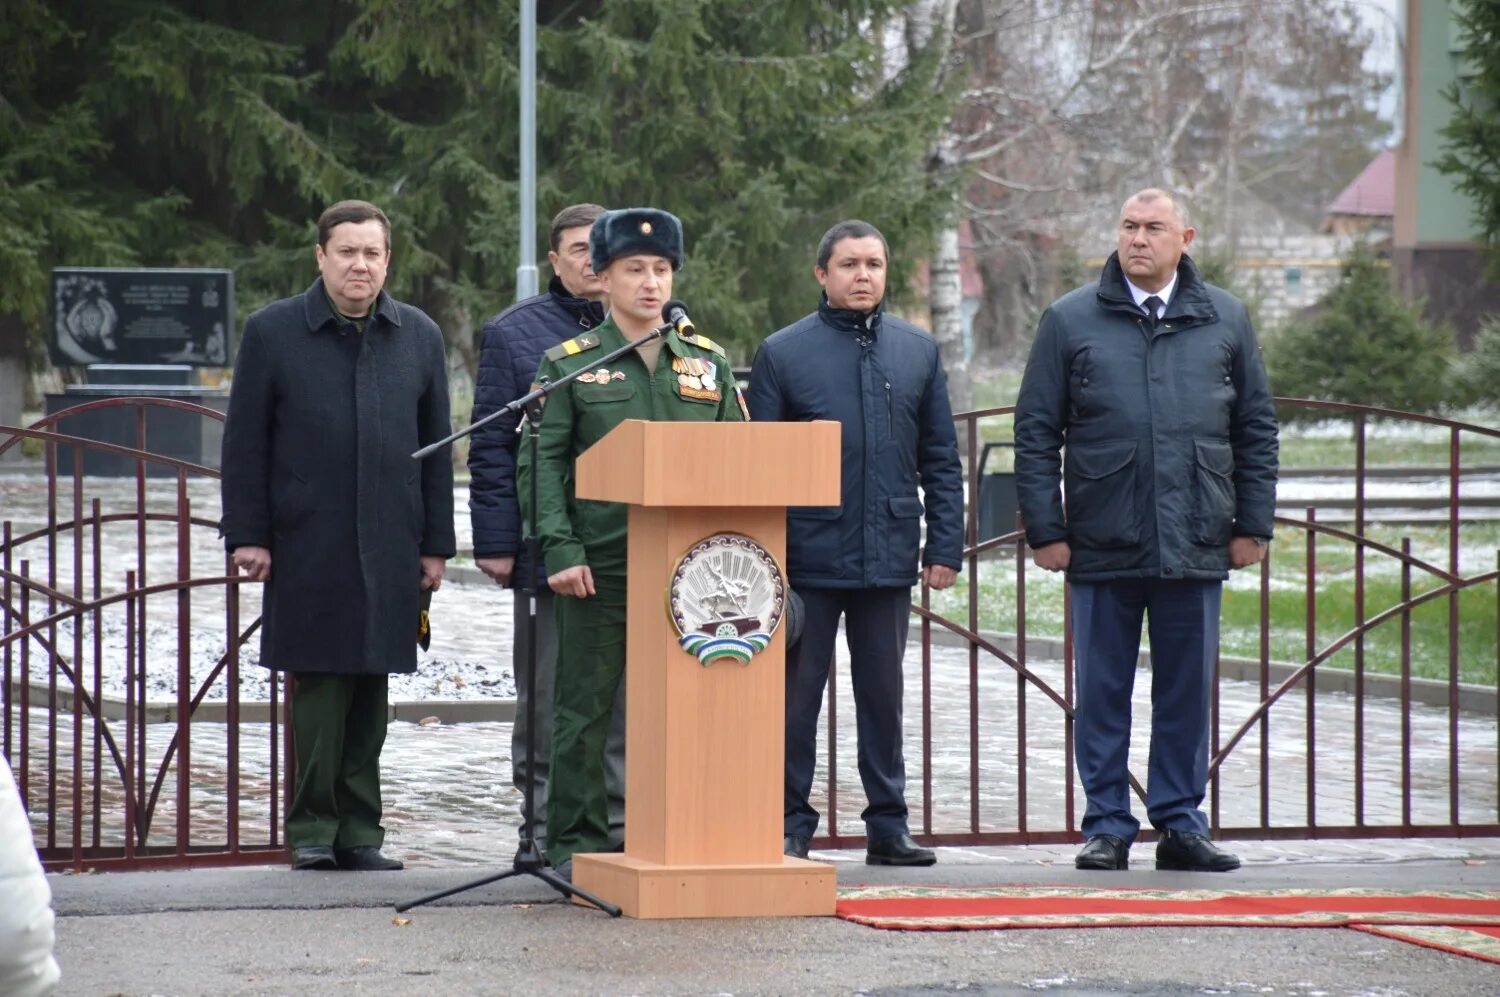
top-left (1267, 249), bottom-right (1456, 419)
top-left (1450, 315), bottom-right (1500, 410)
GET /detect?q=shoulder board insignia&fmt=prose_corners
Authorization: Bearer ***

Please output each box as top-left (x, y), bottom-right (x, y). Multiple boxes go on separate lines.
top-left (544, 332), bottom-right (601, 362)
top-left (682, 333), bottom-right (726, 358)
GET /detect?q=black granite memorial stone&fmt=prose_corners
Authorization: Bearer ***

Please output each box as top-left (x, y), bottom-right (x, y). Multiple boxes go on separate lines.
top-left (50, 268), bottom-right (234, 367)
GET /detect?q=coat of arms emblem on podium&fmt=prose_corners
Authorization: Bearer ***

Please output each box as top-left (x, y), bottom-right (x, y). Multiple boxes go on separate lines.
top-left (668, 533), bottom-right (786, 665)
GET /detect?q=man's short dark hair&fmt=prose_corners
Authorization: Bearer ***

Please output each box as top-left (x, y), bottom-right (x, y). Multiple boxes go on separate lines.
top-left (317, 200), bottom-right (391, 249)
top-left (550, 203), bottom-right (607, 252)
top-left (816, 220), bottom-right (889, 271)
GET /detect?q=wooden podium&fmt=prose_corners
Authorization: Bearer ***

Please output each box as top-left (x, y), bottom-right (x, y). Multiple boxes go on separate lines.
top-left (571, 419), bottom-right (841, 918)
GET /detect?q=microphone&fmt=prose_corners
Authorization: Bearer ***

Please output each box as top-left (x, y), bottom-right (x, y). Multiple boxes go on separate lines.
top-left (661, 299), bottom-right (696, 337)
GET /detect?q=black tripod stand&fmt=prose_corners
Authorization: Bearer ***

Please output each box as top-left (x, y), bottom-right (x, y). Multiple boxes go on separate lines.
top-left (396, 325), bottom-right (670, 916)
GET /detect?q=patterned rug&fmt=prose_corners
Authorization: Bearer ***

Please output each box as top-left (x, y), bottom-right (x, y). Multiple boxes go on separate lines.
top-left (1351, 924), bottom-right (1500, 965)
top-left (836, 885), bottom-right (1500, 963)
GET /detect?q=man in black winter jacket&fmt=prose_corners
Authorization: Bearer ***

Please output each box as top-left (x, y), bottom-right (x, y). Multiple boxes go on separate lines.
top-left (748, 220), bottom-right (964, 868)
top-left (1014, 188), bottom-right (1278, 874)
top-left (467, 202), bottom-right (625, 859)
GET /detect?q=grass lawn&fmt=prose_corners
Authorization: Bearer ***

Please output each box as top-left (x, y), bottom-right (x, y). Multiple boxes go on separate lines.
top-left (929, 522), bottom-right (1500, 687)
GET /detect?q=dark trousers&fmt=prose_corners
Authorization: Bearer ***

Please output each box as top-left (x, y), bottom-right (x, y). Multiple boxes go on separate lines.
top-left (546, 574), bottom-right (627, 867)
top-left (1070, 578), bottom-right (1222, 843)
top-left (784, 586), bottom-right (912, 840)
top-left (511, 588), bottom-right (626, 853)
top-left (286, 673), bottom-right (389, 849)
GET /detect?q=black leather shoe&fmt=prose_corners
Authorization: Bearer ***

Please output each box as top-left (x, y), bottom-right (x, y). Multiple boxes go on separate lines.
top-left (1075, 835), bottom-right (1129, 870)
top-left (335, 846), bottom-right (404, 871)
top-left (290, 845), bottom-right (337, 871)
top-left (866, 832), bottom-right (936, 867)
top-left (783, 834), bottom-right (810, 859)
top-left (1155, 830), bottom-right (1240, 872)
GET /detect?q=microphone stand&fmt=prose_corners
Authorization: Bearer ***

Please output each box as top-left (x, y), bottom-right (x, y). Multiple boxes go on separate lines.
top-left (397, 322), bottom-right (670, 917)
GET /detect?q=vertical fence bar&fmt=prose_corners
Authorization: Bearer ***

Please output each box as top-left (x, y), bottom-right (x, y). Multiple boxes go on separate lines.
top-left (825, 651), bottom-right (839, 838)
top-left (124, 572), bottom-right (137, 859)
top-left (90, 498), bottom-right (102, 850)
top-left (1304, 506), bottom-right (1317, 827)
top-left (226, 550), bottom-right (240, 853)
top-left (1258, 544), bottom-right (1272, 829)
top-left (1448, 427), bottom-right (1460, 826)
top-left (45, 442), bottom-right (58, 852)
top-left (3, 519), bottom-right (12, 764)
top-left (1353, 413), bottom-right (1366, 825)
top-left (1400, 540), bottom-right (1412, 830)
top-left (920, 579), bottom-right (933, 836)
top-left (176, 478), bottom-right (191, 855)
top-left (966, 416), bottom-right (980, 834)
top-left (1063, 583), bottom-right (1075, 832)
top-left (277, 673), bottom-right (291, 848)
top-left (20, 561), bottom-right (31, 811)
top-left (1015, 521), bottom-right (1027, 836)
top-left (71, 450), bottom-right (84, 865)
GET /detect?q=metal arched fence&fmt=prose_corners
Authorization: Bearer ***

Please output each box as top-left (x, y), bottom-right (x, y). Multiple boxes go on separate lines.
top-left (1, 398), bottom-right (287, 870)
top-left (2, 396), bottom-right (1498, 870)
top-left (814, 399), bottom-right (1500, 849)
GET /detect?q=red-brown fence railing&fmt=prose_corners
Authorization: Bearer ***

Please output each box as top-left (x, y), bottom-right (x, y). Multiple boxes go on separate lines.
top-left (3, 396), bottom-right (1497, 869)
top-left (814, 399), bottom-right (1500, 849)
top-left (1, 398), bottom-right (288, 871)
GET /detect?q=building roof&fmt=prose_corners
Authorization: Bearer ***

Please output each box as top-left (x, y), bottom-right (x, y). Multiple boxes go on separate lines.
top-left (1325, 150), bottom-right (1395, 219)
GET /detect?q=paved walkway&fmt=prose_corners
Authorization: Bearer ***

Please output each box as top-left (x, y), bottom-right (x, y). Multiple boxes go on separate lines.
top-left (47, 838), bottom-right (1500, 995)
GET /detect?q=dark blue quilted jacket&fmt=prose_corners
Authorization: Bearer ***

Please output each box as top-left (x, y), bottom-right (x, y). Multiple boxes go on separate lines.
top-left (746, 296), bottom-right (965, 589)
top-left (468, 277), bottom-right (604, 587)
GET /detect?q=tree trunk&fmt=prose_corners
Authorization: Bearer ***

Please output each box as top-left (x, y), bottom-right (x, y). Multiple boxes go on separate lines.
top-left (929, 222), bottom-right (971, 411)
top-left (0, 312), bottom-right (27, 461)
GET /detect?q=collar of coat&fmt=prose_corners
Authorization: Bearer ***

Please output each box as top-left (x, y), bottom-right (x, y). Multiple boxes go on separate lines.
top-left (1095, 251), bottom-right (1218, 327)
top-left (575, 316), bottom-right (719, 365)
top-left (302, 277), bottom-right (402, 332)
top-left (817, 292), bottom-right (883, 336)
top-left (548, 275), bottom-right (606, 329)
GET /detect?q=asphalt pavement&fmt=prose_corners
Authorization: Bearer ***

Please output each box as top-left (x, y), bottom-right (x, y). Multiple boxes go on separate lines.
top-left (49, 838), bottom-right (1500, 996)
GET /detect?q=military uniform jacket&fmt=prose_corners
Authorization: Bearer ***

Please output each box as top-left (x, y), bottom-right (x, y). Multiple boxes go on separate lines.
top-left (519, 317), bottom-right (746, 578)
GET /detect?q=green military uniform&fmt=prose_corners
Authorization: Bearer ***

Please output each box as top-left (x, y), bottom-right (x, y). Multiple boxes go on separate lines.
top-left (519, 316), bottom-right (746, 867)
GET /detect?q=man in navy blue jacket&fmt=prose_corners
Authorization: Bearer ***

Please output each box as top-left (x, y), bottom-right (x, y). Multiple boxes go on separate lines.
top-left (468, 203), bottom-right (626, 859)
top-left (747, 220), bottom-right (964, 867)
top-left (1014, 188), bottom-right (1277, 874)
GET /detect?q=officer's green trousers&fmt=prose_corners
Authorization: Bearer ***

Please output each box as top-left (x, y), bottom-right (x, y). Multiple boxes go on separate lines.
top-left (286, 673), bottom-right (388, 849)
top-left (546, 574), bottom-right (627, 868)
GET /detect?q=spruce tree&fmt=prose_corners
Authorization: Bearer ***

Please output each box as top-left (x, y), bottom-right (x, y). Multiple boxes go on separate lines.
top-left (1267, 249), bottom-right (1456, 418)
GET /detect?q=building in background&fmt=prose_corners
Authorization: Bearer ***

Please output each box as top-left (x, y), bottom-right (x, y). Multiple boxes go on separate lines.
top-left (1394, 0), bottom-right (1500, 347)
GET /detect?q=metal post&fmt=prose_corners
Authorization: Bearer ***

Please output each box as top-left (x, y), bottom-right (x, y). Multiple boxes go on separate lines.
top-left (515, 0), bottom-right (539, 301)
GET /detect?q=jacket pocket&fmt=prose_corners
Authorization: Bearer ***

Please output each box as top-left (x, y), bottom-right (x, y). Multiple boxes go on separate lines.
top-left (886, 494), bottom-right (923, 571)
top-left (1191, 438), bottom-right (1236, 546)
top-left (271, 469), bottom-right (314, 531)
top-left (575, 381), bottom-right (633, 404)
top-left (1064, 440), bottom-right (1140, 549)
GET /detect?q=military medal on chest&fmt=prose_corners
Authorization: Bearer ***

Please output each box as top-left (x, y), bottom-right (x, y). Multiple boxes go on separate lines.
top-left (671, 355), bottom-right (721, 401)
top-left (668, 533), bottom-right (787, 665)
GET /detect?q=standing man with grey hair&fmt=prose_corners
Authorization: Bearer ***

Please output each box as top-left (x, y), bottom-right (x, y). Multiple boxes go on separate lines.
top-left (468, 203), bottom-right (628, 863)
top-left (748, 220), bottom-right (964, 867)
top-left (1014, 188), bottom-right (1278, 873)
top-left (222, 199), bottom-right (455, 872)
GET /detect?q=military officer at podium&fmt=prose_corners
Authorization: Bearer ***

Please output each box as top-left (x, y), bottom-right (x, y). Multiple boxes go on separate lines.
top-left (519, 207), bottom-right (746, 879)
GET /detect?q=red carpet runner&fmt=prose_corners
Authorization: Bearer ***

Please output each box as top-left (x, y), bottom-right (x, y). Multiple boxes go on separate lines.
top-left (836, 885), bottom-right (1500, 963)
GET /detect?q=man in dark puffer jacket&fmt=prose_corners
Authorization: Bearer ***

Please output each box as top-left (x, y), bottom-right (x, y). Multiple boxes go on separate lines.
top-left (1015, 188), bottom-right (1278, 875)
top-left (468, 203), bottom-right (625, 861)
